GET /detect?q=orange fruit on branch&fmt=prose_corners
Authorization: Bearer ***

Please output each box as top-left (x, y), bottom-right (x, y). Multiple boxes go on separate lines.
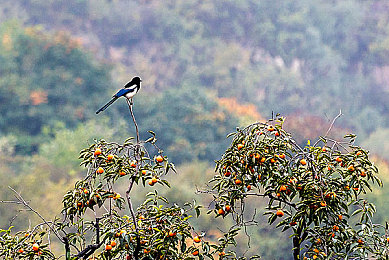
top-left (193, 236), bottom-right (201, 243)
top-left (300, 159), bottom-right (307, 166)
top-left (94, 148), bottom-right (102, 156)
top-left (155, 155), bottom-right (164, 163)
top-left (130, 161), bottom-right (137, 168)
top-left (276, 209), bottom-right (284, 217)
top-left (280, 185), bottom-right (287, 192)
top-left (32, 243), bottom-right (39, 252)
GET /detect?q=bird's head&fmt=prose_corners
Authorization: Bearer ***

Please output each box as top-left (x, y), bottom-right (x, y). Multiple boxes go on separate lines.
top-left (132, 76), bottom-right (142, 85)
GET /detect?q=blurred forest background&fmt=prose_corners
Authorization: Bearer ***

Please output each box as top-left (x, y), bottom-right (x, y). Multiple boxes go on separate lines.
top-left (0, 0), bottom-right (389, 259)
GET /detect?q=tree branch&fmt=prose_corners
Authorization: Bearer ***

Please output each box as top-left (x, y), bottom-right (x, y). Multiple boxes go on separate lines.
top-left (126, 98), bottom-right (141, 259)
top-left (8, 186), bottom-right (64, 243)
top-left (74, 217), bottom-right (103, 259)
top-left (127, 99), bottom-right (140, 146)
top-left (0, 200), bottom-right (24, 204)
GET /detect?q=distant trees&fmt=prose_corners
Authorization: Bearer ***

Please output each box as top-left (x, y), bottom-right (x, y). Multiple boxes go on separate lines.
top-left (0, 22), bottom-right (111, 152)
top-left (2, 1), bottom-right (389, 155)
top-left (134, 85), bottom-right (240, 164)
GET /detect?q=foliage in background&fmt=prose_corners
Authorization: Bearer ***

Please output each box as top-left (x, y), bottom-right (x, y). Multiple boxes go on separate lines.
top-left (0, 21), bottom-right (111, 153)
top-left (135, 85), bottom-right (240, 163)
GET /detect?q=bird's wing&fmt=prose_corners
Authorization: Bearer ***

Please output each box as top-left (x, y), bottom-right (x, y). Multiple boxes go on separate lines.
top-left (114, 88), bottom-right (134, 98)
top-left (123, 81), bottom-right (136, 89)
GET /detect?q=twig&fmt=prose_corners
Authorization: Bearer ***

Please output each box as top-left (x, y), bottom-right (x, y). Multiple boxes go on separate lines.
top-left (0, 200), bottom-right (24, 204)
top-left (126, 98), bottom-right (141, 260)
top-left (324, 110), bottom-right (342, 138)
top-left (8, 186), bottom-right (64, 243)
top-left (314, 110), bottom-right (343, 148)
top-left (127, 99), bottom-right (140, 146)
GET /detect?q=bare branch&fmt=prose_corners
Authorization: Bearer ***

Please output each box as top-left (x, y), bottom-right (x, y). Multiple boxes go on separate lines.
top-left (127, 99), bottom-right (140, 146)
top-left (314, 110), bottom-right (343, 148)
top-left (8, 186), bottom-right (64, 243)
top-left (126, 99), bottom-right (141, 260)
top-left (324, 110), bottom-right (342, 137)
top-left (0, 200), bottom-right (24, 204)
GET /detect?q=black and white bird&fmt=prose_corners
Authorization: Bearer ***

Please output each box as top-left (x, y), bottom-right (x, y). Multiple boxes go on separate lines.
top-left (96, 76), bottom-right (142, 114)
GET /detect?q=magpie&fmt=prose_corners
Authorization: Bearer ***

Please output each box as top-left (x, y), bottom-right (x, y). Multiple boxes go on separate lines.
top-left (96, 76), bottom-right (142, 114)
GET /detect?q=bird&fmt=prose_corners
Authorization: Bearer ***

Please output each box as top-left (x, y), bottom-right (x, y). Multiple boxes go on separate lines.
top-left (96, 76), bottom-right (142, 114)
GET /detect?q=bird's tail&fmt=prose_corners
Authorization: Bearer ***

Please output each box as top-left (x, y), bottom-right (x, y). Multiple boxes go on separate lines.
top-left (96, 97), bottom-right (118, 114)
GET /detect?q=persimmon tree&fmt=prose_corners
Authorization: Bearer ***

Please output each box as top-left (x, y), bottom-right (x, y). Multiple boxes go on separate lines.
top-left (207, 114), bottom-right (389, 259)
top-left (0, 101), bottom-right (255, 260)
top-left (1, 105), bottom-right (388, 259)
